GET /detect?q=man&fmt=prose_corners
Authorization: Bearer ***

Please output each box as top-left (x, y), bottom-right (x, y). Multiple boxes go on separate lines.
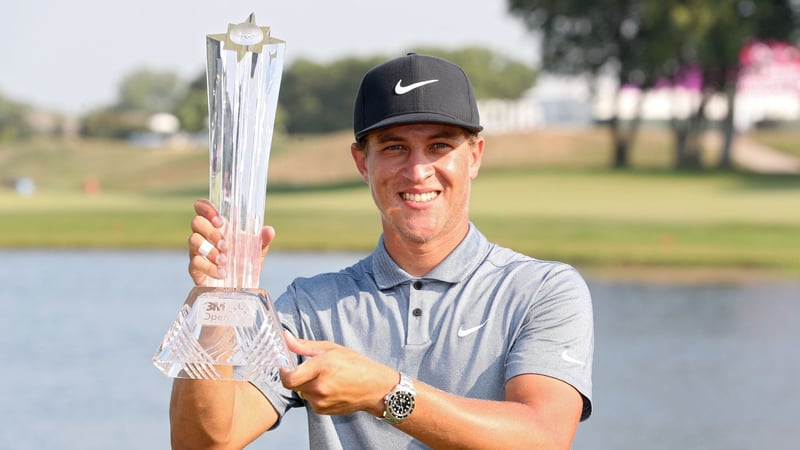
top-left (173, 53), bottom-right (593, 449)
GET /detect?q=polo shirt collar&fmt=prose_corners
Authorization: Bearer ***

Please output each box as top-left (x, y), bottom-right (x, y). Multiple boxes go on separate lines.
top-left (372, 223), bottom-right (491, 289)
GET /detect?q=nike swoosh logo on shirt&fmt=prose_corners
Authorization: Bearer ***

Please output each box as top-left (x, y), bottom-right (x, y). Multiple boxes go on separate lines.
top-left (394, 79), bottom-right (439, 95)
top-left (561, 350), bottom-right (586, 365)
top-left (457, 320), bottom-right (489, 338)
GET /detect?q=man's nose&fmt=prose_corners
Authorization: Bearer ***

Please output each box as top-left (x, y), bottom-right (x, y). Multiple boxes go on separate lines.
top-left (405, 151), bottom-right (435, 181)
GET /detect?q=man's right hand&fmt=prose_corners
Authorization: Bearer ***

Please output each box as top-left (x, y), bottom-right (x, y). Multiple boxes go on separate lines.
top-left (187, 199), bottom-right (275, 286)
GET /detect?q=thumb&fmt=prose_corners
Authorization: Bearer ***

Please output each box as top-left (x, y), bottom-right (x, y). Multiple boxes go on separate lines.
top-left (284, 330), bottom-right (329, 358)
top-left (260, 226), bottom-right (275, 260)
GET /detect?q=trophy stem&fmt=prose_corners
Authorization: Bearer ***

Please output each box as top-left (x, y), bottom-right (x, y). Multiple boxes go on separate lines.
top-left (203, 22), bottom-right (284, 290)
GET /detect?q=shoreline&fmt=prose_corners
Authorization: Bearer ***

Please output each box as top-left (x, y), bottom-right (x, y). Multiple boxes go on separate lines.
top-left (3, 246), bottom-right (797, 285)
top-left (580, 264), bottom-right (800, 285)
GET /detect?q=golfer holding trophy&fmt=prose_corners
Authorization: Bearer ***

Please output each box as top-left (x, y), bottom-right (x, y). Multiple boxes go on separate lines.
top-left (158, 13), bottom-right (594, 450)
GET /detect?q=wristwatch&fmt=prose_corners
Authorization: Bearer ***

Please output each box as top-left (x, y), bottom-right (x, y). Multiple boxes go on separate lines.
top-left (381, 372), bottom-right (416, 425)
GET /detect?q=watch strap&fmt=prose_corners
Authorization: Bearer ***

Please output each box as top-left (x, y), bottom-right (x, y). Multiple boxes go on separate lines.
top-left (381, 372), bottom-right (416, 425)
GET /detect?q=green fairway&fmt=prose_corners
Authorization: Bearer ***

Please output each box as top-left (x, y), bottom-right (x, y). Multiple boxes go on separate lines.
top-left (2, 169), bottom-right (798, 275)
top-left (470, 169), bottom-right (800, 272)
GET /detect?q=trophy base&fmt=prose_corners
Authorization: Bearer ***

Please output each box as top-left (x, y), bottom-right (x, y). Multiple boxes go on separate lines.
top-left (153, 286), bottom-right (294, 382)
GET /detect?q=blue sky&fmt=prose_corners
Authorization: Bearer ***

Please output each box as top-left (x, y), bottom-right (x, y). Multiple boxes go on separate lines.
top-left (1, 0), bottom-right (538, 113)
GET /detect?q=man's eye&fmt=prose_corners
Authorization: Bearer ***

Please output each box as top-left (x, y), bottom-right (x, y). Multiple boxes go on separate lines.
top-left (431, 142), bottom-right (455, 151)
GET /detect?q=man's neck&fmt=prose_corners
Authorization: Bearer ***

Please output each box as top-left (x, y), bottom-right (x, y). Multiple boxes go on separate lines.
top-left (382, 223), bottom-right (469, 277)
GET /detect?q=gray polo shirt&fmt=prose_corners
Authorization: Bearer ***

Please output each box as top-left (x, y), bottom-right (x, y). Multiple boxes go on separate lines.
top-left (255, 224), bottom-right (593, 449)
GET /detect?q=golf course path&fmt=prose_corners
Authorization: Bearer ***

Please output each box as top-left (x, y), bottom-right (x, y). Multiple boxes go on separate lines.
top-left (733, 133), bottom-right (800, 174)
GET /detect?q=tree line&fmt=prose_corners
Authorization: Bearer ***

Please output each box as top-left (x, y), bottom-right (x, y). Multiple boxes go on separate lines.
top-left (5, 0), bottom-right (800, 172)
top-left (509, 0), bottom-right (800, 169)
top-left (71, 47), bottom-right (536, 139)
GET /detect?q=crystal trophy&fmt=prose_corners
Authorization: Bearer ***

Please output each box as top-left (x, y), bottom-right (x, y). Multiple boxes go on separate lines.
top-left (153, 14), bottom-right (294, 382)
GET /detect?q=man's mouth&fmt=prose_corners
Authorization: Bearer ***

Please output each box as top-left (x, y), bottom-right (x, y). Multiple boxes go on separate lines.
top-left (400, 191), bottom-right (439, 203)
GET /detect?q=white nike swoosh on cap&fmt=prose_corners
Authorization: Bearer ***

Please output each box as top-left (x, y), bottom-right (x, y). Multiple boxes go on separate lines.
top-left (560, 350), bottom-right (586, 365)
top-left (394, 79), bottom-right (439, 95)
top-left (457, 319), bottom-right (489, 338)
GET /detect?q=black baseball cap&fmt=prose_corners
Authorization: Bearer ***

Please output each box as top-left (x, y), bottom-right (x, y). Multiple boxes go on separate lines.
top-left (353, 53), bottom-right (483, 140)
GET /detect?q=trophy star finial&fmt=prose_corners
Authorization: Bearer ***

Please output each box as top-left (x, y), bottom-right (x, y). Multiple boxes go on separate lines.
top-left (223, 14), bottom-right (271, 61)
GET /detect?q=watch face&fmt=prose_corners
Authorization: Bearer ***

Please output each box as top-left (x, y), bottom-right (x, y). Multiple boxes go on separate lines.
top-left (389, 391), bottom-right (415, 420)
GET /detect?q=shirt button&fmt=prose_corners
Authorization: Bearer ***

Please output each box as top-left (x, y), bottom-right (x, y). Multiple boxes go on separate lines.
top-left (412, 308), bottom-right (423, 317)
top-left (413, 281), bottom-right (423, 290)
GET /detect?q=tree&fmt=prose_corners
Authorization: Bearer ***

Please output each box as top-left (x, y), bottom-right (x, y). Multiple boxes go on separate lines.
top-left (117, 68), bottom-right (186, 113)
top-left (80, 106), bottom-right (149, 139)
top-left (80, 68), bottom-right (187, 139)
top-left (172, 72), bottom-right (208, 133)
top-left (678, 0), bottom-right (800, 169)
top-left (0, 92), bottom-right (33, 142)
top-left (508, 0), bottom-right (800, 170)
top-left (279, 48), bottom-right (536, 135)
top-left (280, 56), bottom-right (384, 134)
top-left (508, 0), bottom-right (672, 168)
top-left (412, 47), bottom-right (538, 99)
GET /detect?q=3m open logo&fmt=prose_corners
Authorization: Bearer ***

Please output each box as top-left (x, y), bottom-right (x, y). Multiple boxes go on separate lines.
top-left (207, 301), bottom-right (226, 312)
top-left (197, 298), bottom-right (257, 327)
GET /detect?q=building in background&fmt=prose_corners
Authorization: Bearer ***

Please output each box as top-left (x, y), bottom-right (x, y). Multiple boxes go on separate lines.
top-left (479, 41), bottom-right (800, 134)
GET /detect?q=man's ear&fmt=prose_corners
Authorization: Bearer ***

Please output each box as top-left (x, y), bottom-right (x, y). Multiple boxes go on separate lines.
top-left (351, 143), bottom-right (368, 183)
top-left (469, 136), bottom-right (485, 179)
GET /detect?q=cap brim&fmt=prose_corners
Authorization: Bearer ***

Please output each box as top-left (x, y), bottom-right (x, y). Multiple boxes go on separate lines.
top-left (355, 112), bottom-right (483, 140)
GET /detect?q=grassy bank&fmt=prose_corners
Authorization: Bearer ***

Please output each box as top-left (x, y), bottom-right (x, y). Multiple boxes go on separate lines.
top-left (1, 129), bottom-right (799, 278)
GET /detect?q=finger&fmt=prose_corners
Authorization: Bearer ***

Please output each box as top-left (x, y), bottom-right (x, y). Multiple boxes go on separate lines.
top-left (188, 232), bottom-right (221, 262)
top-left (188, 233), bottom-right (227, 284)
top-left (279, 332), bottom-right (334, 389)
top-left (280, 364), bottom-right (318, 391)
top-left (194, 199), bottom-right (223, 228)
top-left (188, 254), bottom-right (223, 285)
top-left (260, 225), bottom-right (275, 260)
top-left (187, 200), bottom-right (227, 287)
top-left (283, 331), bottom-right (330, 358)
top-left (190, 215), bottom-right (226, 250)
top-left (198, 238), bottom-right (214, 258)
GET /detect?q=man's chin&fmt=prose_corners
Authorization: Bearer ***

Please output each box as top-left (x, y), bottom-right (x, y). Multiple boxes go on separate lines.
top-left (390, 220), bottom-right (442, 244)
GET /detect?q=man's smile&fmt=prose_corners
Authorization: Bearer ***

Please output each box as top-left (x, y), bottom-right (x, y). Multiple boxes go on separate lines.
top-left (400, 191), bottom-right (440, 203)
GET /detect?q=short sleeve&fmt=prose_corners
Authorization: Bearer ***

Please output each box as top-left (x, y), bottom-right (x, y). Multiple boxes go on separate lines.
top-left (505, 265), bottom-right (594, 420)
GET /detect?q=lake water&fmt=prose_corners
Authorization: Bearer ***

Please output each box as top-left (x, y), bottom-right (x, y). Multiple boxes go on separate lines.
top-left (1, 250), bottom-right (798, 449)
